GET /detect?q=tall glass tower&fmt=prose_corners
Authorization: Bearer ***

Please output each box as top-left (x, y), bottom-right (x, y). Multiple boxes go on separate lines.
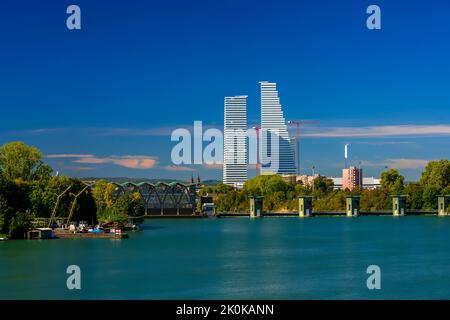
top-left (260, 81), bottom-right (296, 175)
top-left (223, 96), bottom-right (248, 188)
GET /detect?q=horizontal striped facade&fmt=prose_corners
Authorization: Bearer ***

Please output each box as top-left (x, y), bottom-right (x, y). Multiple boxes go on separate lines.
top-left (260, 81), bottom-right (296, 175)
top-left (223, 96), bottom-right (248, 188)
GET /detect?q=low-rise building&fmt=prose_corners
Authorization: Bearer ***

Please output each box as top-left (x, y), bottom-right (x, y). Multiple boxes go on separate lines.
top-left (281, 174), bottom-right (320, 186)
top-left (331, 176), bottom-right (381, 190)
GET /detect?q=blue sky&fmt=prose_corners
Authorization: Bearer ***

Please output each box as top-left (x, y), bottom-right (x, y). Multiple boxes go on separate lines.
top-left (0, 0), bottom-right (449, 181)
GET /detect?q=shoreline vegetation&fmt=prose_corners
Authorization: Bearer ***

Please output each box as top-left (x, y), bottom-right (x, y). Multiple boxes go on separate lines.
top-left (0, 141), bottom-right (449, 240)
top-left (201, 164), bottom-right (450, 214)
top-left (0, 142), bottom-right (144, 240)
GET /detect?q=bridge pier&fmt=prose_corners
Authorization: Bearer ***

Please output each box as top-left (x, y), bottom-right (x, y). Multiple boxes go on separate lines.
top-left (249, 196), bottom-right (264, 218)
top-left (346, 196), bottom-right (360, 217)
top-left (438, 195), bottom-right (450, 216)
top-left (298, 196), bottom-right (312, 218)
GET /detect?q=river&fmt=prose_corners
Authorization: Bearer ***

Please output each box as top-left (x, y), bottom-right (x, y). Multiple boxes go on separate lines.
top-left (1, 216), bottom-right (450, 299)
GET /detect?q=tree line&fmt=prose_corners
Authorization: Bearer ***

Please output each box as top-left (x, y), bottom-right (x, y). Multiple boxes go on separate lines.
top-left (0, 142), bottom-right (144, 239)
top-left (202, 161), bottom-right (450, 213)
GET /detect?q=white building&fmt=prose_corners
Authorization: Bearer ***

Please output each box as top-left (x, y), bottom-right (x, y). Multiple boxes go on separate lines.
top-left (331, 177), bottom-right (381, 190)
top-left (223, 96), bottom-right (248, 189)
top-left (259, 81), bottom-right (296, 175)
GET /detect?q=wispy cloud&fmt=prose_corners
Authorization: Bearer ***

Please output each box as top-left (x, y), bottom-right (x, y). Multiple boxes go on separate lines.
top-left (47, 154), bottom-right (94, 159)
top-left (162, 165), bottom-right (196, 172)
top-left (202, 163), bottom-right (223, 170)
top-left (385, 158), bottom-right (430, 170)
top-left (47, 154), bottom-right (158, 169)
top-left (63, 166), bottom-right (95, 171)
top-left (5, 124), bottom-right (223, 138)
top-left (89, 127), bottom-right (175, 137)
top-left (303, 125), bottom-right (450, 138)
top-left (9, 124), bottom-right (450, 140)
top-left (350, 141), bottom-right (416, 146)
top-left (88, 125), bottom-right (222, 137)
top-left (74, 156), bottom-right (157, 169)
top-left (363, 158), bottom-right (430, 169)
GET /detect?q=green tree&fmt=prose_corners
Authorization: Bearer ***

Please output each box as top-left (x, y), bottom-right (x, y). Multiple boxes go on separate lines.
top-left (313, 177), bottom-right (334, 194)
top-left (214, 183), bottom-right (234, 194)
top-left (0, 175), bottom-right (29, 212)
top-left (243, 174), bottom-right (288, 196)
top-left (404, 182), bottom-right (424, 210)
top-left (8, 210), bottom-right (34, 239)
top-left (0, 142), bottom-right (52, 181)
top-left (92, 180), bottom-right (117, 211)
top-left (313, 190), bottom-right (346, 211)
top-left (360, 188), bottom-right (390, 211)
top-left (422, 185), bottom-right (441, 209)
top-left (29, 176), bottom-right (96, 223)
top-left (0, 195), bottom-right (12, 235)
top-left (420, 160), bottom-right (450, 190)
top-left (295, 184), bottom-right (310, 196)
top-left (114, 192), bottom-right (144, 217)
top-left (381, 169), bottom-right (405, 194)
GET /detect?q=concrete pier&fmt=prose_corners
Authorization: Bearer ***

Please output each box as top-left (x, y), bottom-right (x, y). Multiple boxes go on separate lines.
top-left (438, 195), bottom-right (450, 216)
top-left (392, 195), bottom-right (407, 216)
top-left (249, 196), bottom-right (264, 218)
top-left (298, 196), bottom-right (313, 218)
top-left (346, 196), bottom-right (360, 217)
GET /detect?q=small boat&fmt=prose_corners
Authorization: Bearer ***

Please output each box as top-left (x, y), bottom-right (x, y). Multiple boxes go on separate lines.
top-left (0, 237), bottom-right (8, 241)
top-left (88, 228), bottom-right (104, 233)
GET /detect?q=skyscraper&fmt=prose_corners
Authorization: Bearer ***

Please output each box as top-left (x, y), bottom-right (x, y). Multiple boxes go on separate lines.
top-left (259, 81), bottom-right (296, 175)
top-left (223, 96), bottom-right (248, 188)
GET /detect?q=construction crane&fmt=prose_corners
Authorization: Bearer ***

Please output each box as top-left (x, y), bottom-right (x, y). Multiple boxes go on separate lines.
top-left (252, 125), bottom-right (261, 177)
top-left (66, 185), bottom-right (90, 226)
top-left (47, 186), bottom-right (72, 228)
top-left (287, 120), bottom-right (320, 175)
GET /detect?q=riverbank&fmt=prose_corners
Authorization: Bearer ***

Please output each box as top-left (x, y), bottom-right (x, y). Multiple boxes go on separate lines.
top-left (53, 229), bottom-right (128, 239)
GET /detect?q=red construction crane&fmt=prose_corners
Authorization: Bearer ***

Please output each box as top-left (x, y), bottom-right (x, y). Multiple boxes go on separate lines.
top-left (287, 120), bottom-right (320, 175)
top-left (252, 125), bottom-right (261, 176)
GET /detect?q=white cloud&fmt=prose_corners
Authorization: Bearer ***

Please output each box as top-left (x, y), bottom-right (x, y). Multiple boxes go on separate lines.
top-left (47, 154), bottom-right (94, 159)
top-left (303, 124), bottom-right (450, 138)
top-left (47, 154), bottom-right (158, 169)
top-left (363, 158), bottom-right (430, 169)
top-left (162, 165), bottom-right (196, 172)
top-left (385, 158), bottom-right (429, 170)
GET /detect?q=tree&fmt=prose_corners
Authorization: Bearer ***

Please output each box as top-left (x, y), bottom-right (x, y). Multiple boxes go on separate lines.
top-left (8, 210), bottom-right (34, 239)
top-left (92, 180), bottom-right (117, 211)
top-left (29, 176), bottom-right (96, 223)
top-left (313, 177), bottom-right (334, 194)
top-left (114, 192), bottom-right (144, 217)
top-left (0, 195), bottom-right (12, 235)
top-left (243, 174), bottom-right (288, 196)
top-left (420, 160), bottom-right (450, 190)
top-left (381, 169), bottom-right (405, 194)
top-left (404, 182), bottom-right (424, 210)
top-left (422, 185), bottom-right (441, 209)
top-left (0, 141), bottom-right (52, 181)
top-left (214, 183), bottom-right (234, 194)
top-left (360, 188), bottom-right (390, 211)
top-left (295, 184), bottom-right (310, 196)
top-left (314, 190), bottom-right (346, 211)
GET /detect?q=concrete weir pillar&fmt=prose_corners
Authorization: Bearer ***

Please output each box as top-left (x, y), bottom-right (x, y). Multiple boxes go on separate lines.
top-left (298, 196), bottom-right (313, 218)
top-left (392, 195), bottom-right (407, 216)
top-left (249, 196), bottom-right (264, 218)
top-left (346, 196), bottom-right (360, 217)
top-left (438, 195), bottom-right (450, 216)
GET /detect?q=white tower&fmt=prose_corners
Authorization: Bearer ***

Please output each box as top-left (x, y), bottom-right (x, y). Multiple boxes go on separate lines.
top-left (223, 96), bottom-right (248, 188)
top-left (260, 81), bottom-right (296, 175)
